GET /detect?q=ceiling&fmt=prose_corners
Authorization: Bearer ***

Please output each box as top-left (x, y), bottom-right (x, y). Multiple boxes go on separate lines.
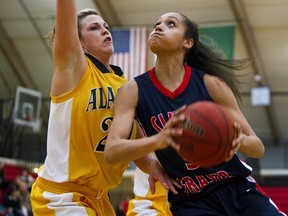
top-left (0, 0), bottom-right (288, 146)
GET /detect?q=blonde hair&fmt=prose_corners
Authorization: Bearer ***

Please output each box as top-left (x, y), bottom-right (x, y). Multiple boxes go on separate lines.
top-left (45, 8), bottom-right (99, 46)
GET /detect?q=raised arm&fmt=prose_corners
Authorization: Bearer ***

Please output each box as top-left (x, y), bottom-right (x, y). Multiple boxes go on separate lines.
top-left (52, 0), bottom-right (86, 96)
top-left (204, 74), bottom-right (265, 158)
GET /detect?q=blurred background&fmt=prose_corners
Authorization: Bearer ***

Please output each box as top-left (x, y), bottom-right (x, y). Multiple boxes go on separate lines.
top-left (0, 0), bottom-right (287, 214)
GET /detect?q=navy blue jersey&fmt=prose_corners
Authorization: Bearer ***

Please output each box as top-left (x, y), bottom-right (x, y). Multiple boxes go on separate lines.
top-left (135, 65), bottom-right (252, 203)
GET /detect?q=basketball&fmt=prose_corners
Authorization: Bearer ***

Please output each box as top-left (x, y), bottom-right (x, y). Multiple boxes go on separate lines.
top-left (175, 101), bottom-right (236, 167)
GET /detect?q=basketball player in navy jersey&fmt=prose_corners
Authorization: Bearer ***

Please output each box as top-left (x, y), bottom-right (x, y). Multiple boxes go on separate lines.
top-left (105, 12), bottom-right (285, 215)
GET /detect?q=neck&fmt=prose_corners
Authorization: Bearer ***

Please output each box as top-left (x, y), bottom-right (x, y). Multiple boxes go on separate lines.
top-left (154, 56), bottom-right (185, 82)
top-left (85, 51), bottom-right (111, 68)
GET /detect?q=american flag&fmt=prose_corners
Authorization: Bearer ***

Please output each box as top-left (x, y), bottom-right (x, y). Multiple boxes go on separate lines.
top-left (111, 27), bottom-right (148, 80)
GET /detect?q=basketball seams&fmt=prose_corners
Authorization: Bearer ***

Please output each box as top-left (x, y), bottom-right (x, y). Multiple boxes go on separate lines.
top-left (176, 101), bottom-right (234, 167)
top-left (189, 108), bottom-right (222, 156)
top-left (193, 105), bottom-right (231, 164)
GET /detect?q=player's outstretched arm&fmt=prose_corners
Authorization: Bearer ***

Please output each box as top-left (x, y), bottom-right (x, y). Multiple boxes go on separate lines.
top-left (204, 74), bottom-right (265, 159)
top-left (105, 81), bottom-right (185, 163)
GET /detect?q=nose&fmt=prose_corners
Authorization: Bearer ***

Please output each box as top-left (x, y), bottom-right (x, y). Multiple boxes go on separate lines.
top-left (155, 24), bottom-right (162, 32)
top-left (101, 27), bottom-right (109, 35)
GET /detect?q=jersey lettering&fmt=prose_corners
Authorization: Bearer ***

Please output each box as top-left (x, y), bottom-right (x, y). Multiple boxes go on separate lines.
top-left (86, 87), bottom-right (115, 112)
top-left (207, 173), bottom-right (218, 182)
top-left (177, 171), bottom-right (233, 195)
top-left (196, 175), bottom-right (209, 188)
top-left (151, 111), bottom-right (174, 132)
top-left (106, 87), bottom-right (115, 109)
top-left (182, 176), bottom-right (201, 194)
top-left (158, 114), bottom-right (166, 129)
top-left (151, 116), bottom-right (162, 132)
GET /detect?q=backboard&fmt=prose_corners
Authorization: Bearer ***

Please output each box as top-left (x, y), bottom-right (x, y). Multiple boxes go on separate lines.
top-left (13, 86), bottom-right (42, 131)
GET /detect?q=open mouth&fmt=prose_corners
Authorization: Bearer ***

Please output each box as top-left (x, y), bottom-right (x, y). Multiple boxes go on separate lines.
top-left (104, 37), bottom-right (112, 42)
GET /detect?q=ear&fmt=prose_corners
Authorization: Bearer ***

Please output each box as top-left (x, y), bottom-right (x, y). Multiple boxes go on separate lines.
top-left (184, 38), bottom-right (194, 49)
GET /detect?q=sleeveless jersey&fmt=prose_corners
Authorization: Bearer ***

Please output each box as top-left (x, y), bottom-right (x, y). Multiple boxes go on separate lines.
top-left (134, 65), bottom-right (252, 203)
top-left (38, 54), bottom-right (132, 192)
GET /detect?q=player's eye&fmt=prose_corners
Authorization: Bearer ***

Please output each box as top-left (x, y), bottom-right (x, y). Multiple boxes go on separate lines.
top-left (104, 24), bottom-right (110, 30)
top-left (167, 21), bottom-right (176, 27)
top-left (90, 26), bottom-right (98, 30)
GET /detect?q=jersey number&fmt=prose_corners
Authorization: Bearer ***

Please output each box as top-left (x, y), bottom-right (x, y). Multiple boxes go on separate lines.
top-left (95, 116), bottom-right (113, 152)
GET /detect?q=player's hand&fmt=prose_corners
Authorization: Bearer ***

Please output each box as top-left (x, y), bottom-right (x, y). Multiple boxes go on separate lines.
top-left (155, 105), bottom-right (186, 151)
top-left (148, 160), bottom-right (181, 195)
top-left (225, 121), bottom-right (242, 162)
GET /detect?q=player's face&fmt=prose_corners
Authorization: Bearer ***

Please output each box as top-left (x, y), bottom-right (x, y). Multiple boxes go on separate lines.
top-left (79, 15), bottom-right (114, 57)
top-left (149, 12), bottom-right (189, 55)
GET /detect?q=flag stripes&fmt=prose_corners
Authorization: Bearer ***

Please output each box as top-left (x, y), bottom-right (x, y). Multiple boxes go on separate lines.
top-left (111, 27), bottom-right (148, 80)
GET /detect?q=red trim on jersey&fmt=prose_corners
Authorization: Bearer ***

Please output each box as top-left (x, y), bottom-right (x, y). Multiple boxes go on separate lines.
top-left (148, 65), bottom-right (192, 99)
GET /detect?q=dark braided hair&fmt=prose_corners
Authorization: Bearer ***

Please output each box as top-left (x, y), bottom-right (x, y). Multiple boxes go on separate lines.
top-left (180, 13), bottom-right (248, 102)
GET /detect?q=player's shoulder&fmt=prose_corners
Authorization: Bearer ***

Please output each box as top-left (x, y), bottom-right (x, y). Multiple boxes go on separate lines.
top-left (204, 74), bottom-right (230, 92)
top-left (118, 79), bottom-right (138, 97)
top-left (204, 74), bottom-right (236, 106)
top-left (121, 79), bottom-right (137, 90)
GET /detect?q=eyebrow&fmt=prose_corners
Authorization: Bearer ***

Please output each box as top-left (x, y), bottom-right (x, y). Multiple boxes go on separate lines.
top-left (90, 22), bottom-right (100, 26)
top-left (159, 15), bottom-right (179, 22)
top-left (89, 22), bottom-right (109, 27)
top-left (167, 16), bottom-right (179, 21)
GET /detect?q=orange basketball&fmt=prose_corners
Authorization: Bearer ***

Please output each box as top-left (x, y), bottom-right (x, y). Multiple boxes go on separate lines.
top-left (175, 101), bottom-right (236, 167)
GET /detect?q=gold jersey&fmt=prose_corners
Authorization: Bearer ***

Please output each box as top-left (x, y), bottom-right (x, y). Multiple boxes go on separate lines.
top-left (38, 55), bottom-right (131, 192)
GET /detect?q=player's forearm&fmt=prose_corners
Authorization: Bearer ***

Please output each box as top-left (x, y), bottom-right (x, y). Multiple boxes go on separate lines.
top-left (104, 136), bottom-right (158, 164)
top-left (133, 153), bottom-right (158, 174)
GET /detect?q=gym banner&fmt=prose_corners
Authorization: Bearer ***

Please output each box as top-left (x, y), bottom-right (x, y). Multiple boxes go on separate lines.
top-left (200, 25), bottom-right (235, 60)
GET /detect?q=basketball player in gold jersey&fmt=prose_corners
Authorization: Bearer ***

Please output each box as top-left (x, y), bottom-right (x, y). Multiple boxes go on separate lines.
top-left (29, 1), bottom-right (176, 215)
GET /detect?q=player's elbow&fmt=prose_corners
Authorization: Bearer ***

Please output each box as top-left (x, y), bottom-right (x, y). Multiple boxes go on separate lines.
top-left (103, 142), bottom-right (117, 164)
top-left (255, 144), bottom-right (265, 159)
top-left (248, 141), bottom-right (265, 159)
top-left (254, 137), bottom-right (265, 158)
top-left (103, 153), bottom-right (114, 164)
top-left (104, 150), bottom-right (117, 164)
